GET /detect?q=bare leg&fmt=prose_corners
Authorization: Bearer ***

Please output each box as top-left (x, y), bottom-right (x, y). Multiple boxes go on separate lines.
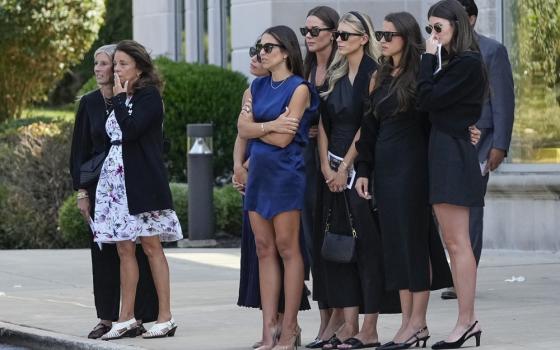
top-left (393, 290), bottom-right (412, 341)
top-left (273, 210), bottom-right (304, 346)
top-left (433, 203), bottom-right (480, 342)
top-left (338, 313), bottom-right (379, 349)
top-left (394, 290), bottom-right (430, 343)
top-left (321, 308), bottom-right (344, 341)
top-left (140, 235), bottom-right (171, 323)
top-left (336, 307), bottom-right (360, 342)
top-left (249, 211), bottom-right (281, 346)
top-left (115, 241), bottom-right (138, 322)
top-left (316, 308), bottom-right (333, 339)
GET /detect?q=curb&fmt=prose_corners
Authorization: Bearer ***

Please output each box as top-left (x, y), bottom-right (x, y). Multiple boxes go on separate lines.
top-left (0, 321), bottom-right (146, 350)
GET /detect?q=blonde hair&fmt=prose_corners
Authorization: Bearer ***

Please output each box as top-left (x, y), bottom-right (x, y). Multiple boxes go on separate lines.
top-left (321, 12), bottom-right (380, 98)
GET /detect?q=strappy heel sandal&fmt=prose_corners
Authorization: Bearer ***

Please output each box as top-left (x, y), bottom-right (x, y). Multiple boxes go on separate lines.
top-left (384, 326), bottom-right (430, 349)
top-left (142, 318), bottom-right (178, 339)
top-left (273, 325), bottom-right (301, 350)
top-left (431, 321), bottom-right (481, 349)
top-left (101, 318), bottom-right (138, 340)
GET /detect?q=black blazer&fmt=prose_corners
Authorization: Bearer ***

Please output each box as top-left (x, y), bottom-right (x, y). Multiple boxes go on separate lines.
top-left (417, 51), bottom-right (486, 139)
top-left (69, 89), bottom-right (110, 192)
top-left (111, 86), bottom-right (173, 215)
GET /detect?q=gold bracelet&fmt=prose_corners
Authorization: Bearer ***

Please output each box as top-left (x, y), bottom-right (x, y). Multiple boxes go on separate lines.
top-left (261, 123), bottom-right (266, 134)
top-left (77, 192), bottom-right (89, 200)
top-left (341, 160), bottom-right (349, 170)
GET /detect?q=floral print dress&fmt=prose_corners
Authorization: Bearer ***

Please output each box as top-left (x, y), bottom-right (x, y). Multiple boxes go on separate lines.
top-left (93, 98), bottom-right (183, 243)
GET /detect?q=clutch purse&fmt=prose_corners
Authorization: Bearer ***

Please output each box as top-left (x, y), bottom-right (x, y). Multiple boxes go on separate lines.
top-left (321, 191), bottom-right (357, 263)
top-left (79, 152), bottom-right (106, 187)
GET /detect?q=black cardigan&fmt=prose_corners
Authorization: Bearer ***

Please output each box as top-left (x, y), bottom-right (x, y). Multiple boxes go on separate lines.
top-left (416, 51), bottom-right (486, 139)
top-left (111, 86), bottom-right (173, 215)
top-left (69, 86), bottom-right (173, 215)
top-left (69, 89), bottom-right (110, 192)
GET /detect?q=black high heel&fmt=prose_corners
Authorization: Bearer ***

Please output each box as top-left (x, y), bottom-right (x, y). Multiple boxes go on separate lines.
top-left (383, 327), bottom-right (430, 349)
top-left (431, 321), bottom-right (482, 349)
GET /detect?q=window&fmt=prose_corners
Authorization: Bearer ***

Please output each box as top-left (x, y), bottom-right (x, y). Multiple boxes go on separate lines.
top-left (503, 0), bottom-right (560, 164)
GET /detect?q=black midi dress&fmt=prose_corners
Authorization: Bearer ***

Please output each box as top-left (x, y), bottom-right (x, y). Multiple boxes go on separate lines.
top-left (356, 77), bottom-right (453, 292)
top-left (314, 55), bottom-right (400, 314)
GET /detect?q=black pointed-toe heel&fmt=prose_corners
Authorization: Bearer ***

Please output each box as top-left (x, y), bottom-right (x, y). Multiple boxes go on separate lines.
top-left (383, 327), bottom-right (430, 349)
top-left (431, 321), bottom-right (482, 349)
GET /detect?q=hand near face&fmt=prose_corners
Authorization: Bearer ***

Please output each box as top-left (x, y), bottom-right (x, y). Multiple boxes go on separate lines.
top-left (425, 35), bottom-right (439, 55)
top-left (113, 73), bottom-right (128, 95)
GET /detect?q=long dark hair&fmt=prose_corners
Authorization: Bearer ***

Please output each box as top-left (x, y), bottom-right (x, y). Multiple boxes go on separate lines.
top-left (428, 0), bottom-right (480, 57)
top-left (262, 26), bottom-right (304, 78)
top-left (373, 12), bottom-right (424, 116)
top-left (302, 6), bottom-right (339, 80)
top-left (115, 40), bottom-right (163, 93)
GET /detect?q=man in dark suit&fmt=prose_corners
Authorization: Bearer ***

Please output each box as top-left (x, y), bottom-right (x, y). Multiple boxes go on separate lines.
top-left (442, 0), bottom-right (515, 299)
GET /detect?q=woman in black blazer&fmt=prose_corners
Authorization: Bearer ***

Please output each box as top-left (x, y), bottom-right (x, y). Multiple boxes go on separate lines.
top-left (89, 40), bottom-right (182, 340)
top-left (69, 44), bottom-right (158, 339)
top-left (417, 1), bottom-right (487, 348)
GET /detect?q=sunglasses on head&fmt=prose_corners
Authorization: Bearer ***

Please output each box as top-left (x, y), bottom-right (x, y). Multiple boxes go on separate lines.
top-left (333, 31), bottom-right (363, 41)
top-left (256, 43), bottom-right (284, 54)
top-left (299, 26), bottom-right (333, 37)
top-left (374, 31), bottom-right (402, 42)
top-left (425, 23), bottom-right (443, 34)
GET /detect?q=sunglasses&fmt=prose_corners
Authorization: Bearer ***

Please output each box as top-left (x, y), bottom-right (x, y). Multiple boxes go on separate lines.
top-left (374, 31), bottom-right (402, 42)
top-left (333, 31), bottom-right (363, 41)
top-left (299, 26), bottom-right (334, 37)
top-left (256, 43), bottom-right (284, 54)
top-left (249, 46), bottom-right (262, 62)
top-left (425, 23), bottom-right (443, 34)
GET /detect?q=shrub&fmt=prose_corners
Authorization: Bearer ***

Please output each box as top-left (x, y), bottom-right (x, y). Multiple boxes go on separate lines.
top-left (50, 0), bottom-right (133, 105)
top-left (0, 0), bottom-right (105, 122)
top-left (214, 185), bottom-right (243, 236)
top-left (0, 119), bottom-right (74, 248)
top-left (58, 193), bottom-right (90, 248)
top-left (169, 182), bottom-right (188, 231)
top-left (156, 57), bottom-right (248, 181)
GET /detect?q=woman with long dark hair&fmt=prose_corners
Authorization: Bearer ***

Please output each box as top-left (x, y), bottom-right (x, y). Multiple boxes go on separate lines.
top-left (355, 12), bottom-right (453, 350)
top-left (90, 40), bottom-right (183, 340)
top-left (237, 26), bottom-right (319, 350)
top-left (69, 44), bottom-right (159, 340)
top-left (299, 6), bottom-right (345, 349)
top-left (235, 38), bottom-right (311, 349)
top-left (417, 0), bottom-right (487, 348)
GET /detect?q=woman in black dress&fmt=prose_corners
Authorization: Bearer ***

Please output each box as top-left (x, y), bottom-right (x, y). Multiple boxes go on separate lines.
top-left (316, 11), bottom-right (398, 350)
top-left (355, 12), bottom-right (453, 350)
top-left (299, 6), bottom-right (344, 348)
top-left (417, 1), bottom-right (487, 348)
top-left (69, 44), bottom-right (158, 339)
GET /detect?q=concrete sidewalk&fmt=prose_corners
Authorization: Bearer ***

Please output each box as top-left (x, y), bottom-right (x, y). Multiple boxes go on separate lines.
top-left (0, 248), bottom-right (559, 349)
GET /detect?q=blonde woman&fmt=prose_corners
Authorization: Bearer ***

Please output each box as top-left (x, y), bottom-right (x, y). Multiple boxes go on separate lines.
top-left (316, 12), bottom-right (399, 350)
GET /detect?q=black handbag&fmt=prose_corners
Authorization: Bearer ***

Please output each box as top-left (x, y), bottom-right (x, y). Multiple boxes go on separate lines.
top-left (79, 152), bottom-right (106, 187)
top-left (321, 191), bottom-right (357, 263)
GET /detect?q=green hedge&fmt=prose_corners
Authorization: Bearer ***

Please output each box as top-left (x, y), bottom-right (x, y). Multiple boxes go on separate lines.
top-left (0, 119), bottom-right (74, 248)
top-left (58, 193), bottom-right (91, 248)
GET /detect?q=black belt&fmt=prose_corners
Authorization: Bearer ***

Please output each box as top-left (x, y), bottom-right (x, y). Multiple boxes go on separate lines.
top-left (111, 140), bottom-right (122, 145)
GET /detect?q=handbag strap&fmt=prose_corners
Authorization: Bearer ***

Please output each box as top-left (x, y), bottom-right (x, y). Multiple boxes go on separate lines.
top-left (325, 191), bottom-right (357, 238)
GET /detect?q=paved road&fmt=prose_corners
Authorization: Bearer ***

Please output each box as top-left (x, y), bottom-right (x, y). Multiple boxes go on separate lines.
top-left (0, 248), bottom-right (559, 349)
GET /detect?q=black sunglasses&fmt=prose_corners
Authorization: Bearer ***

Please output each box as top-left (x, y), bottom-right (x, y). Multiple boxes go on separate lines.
top-left (374, 31), bottom-right (402, 42)
top-left (333, 31), bottom-right (363, 41)
top-left (299, 26), bottom-right (334, 37)
top-left (256, 43), bottom-right (284, 54)
top-left (425, 23), bottom-right (443, 34)
top-left (249, 46), bottom-right (262, 62)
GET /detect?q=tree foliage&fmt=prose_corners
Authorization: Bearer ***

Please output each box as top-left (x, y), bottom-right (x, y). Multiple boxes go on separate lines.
top-left (0, 0), bottom-right (105, 122)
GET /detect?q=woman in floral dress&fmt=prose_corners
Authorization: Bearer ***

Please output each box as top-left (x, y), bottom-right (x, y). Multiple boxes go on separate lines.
top-left (94, 40), bottom-right (183, 340)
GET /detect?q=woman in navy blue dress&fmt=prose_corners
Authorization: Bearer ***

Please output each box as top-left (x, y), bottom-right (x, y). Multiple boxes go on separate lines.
top-left (238, 26), bottom-right (319, 350)
top-left (234, 38), bottom-right (311, 349)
